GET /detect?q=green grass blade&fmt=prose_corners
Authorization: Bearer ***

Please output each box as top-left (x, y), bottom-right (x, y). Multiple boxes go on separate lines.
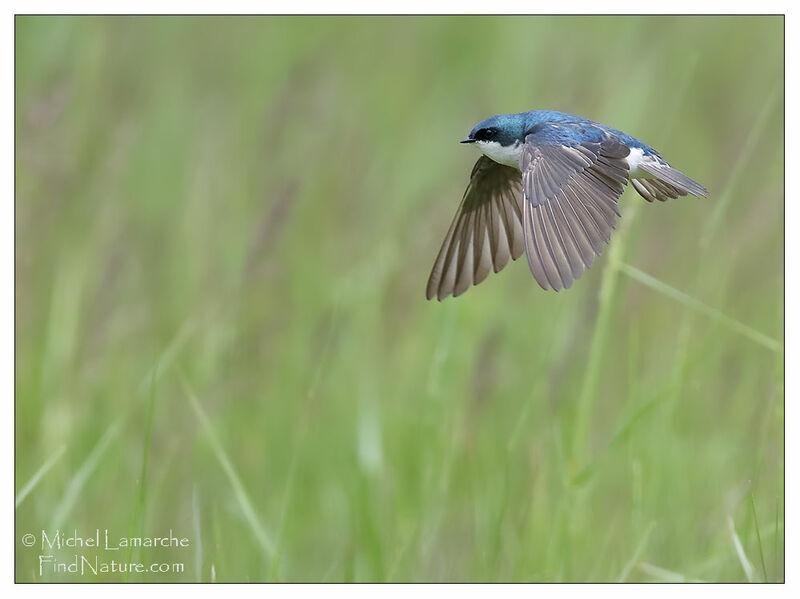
top-left (15, 445), bottom-right (66, 508)
top-left (50, 419), bottom-right (122, 530)
top-left (182, 376), bottom-right (276, 563)
top-left (749, 492), bottom-right (768, 582)
top-left (618, 522), bottom-right (655, 582)
top-left (137, 322), bottom-right (195, 395)
top-left (570, 58), bottom-right (698, 468)
top-left (729, 516), bottom-right (755, 582)
top-left (193, 485), bottom-right (204, 582)
top-left (702, 88), bottom-right (778, 248)
top-left (124, 366), bottom-right (158, 581)
top-left (618, 263), bottom-right (780, 352)
top-left (570, 216), bottom-right (628, 467)
top-left (638, 562), bottom-right (700, 582)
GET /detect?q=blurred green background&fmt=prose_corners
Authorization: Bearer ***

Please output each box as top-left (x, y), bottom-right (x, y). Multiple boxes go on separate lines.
top-left (15, 15), bottom-right (783, 582)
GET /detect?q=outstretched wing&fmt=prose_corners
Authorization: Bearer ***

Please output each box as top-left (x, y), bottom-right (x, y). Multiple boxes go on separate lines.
top-left (520, 122), bottom-right (631, 291)
top-left (426, 156), bottom-right (524, 300)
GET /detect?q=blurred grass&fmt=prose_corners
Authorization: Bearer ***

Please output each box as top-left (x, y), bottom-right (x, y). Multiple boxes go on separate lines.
top-left (15, 15), bottom-right (783, 582)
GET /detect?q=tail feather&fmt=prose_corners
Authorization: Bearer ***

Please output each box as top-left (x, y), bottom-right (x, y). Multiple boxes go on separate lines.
top-left (631, 178), bottom-right (684, 202)
top-left (637, 160), bottom-right (708, 198)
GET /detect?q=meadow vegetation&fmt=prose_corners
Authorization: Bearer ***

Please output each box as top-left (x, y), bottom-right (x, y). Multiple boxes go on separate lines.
top-left (15, 15), bottom-right (783, 581)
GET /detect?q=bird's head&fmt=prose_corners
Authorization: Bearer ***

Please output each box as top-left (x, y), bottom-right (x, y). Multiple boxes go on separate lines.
top-left (460, 114), bottom-right (527, 147)
top-left (460, 114), bottom-right (528, 167)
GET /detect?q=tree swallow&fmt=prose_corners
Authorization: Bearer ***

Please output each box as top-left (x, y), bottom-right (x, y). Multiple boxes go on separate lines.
top-left (426, 110), bottom-right (708, 300)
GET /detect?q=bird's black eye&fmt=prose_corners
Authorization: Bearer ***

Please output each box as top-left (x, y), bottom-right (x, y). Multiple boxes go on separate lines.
top-left (475, 128), bottom-right (497, 141)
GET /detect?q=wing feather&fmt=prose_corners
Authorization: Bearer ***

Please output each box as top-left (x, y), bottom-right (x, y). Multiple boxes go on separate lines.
top-left (426, 156), bottom-right (524, 300)
top-left (562, 185), bottom-right (606, 254)
top-left (546, 199), bottom-right (584, 279)
top-left (552, 194), bottom-right (596, 269)
top-left (520, 125), bottom-right (630, 290)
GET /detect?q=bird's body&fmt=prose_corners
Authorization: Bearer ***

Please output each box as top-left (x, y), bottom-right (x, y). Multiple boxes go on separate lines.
top-left (472, 111), bottom-right (656, 170)
top-left (426, 110), bottom-right (708, 299)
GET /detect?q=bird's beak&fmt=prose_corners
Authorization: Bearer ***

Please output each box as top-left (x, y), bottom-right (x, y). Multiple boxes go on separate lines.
top-left (460, 137), bottom-right (476, 144)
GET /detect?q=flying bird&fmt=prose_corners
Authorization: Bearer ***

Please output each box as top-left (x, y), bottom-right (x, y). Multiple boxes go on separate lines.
top-left (426, 110), bottom-right (708, 300)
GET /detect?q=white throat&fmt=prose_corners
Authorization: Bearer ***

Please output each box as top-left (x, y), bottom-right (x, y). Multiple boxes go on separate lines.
top-left (477, 140), bottom-right (523, 169)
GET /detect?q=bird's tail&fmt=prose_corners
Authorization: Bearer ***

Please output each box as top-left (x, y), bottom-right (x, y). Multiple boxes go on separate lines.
top-left (631, 160), bottom-right (708, 202)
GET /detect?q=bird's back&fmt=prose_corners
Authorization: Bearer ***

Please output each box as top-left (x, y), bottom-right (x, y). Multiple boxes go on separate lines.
top-left (518, 110), bottom-right (659, 156)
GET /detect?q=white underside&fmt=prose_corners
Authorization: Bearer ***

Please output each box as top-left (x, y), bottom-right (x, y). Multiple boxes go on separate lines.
top-left (476, 140), bottom-right (523, 168)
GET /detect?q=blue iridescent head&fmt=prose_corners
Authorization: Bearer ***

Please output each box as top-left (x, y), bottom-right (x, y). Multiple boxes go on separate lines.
top-left (460, 113), bottom-right (528, 147)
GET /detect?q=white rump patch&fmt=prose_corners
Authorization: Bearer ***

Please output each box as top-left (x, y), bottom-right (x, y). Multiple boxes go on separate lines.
top-left (627, 147), bottom-right (666, 179)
